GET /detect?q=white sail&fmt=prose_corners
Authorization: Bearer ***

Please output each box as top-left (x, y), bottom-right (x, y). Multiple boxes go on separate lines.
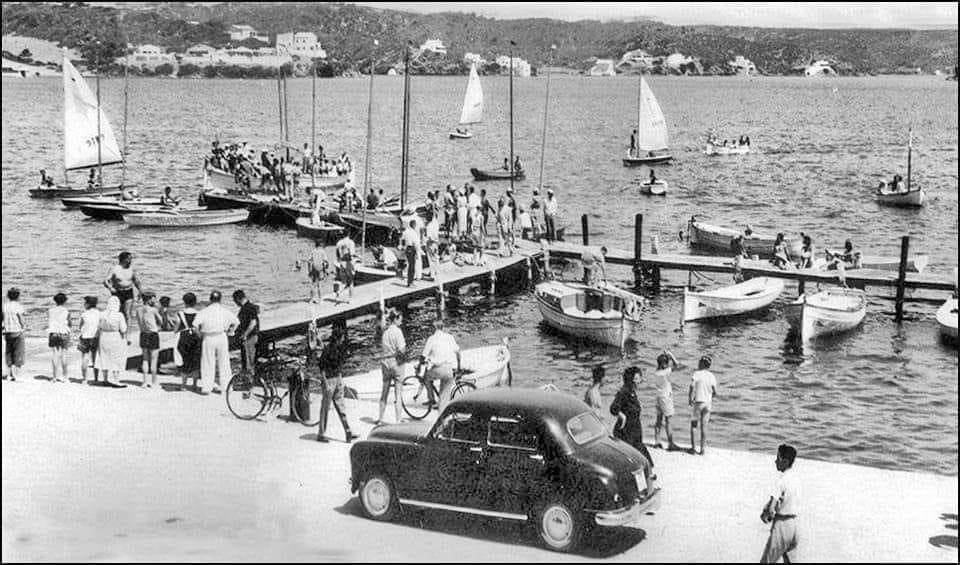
top-left (62, 51), bottom-right (123, 171)
top-left (637, 76), bottom-right (669, 151)
top-left (458, 64), bottom-right (484, 125)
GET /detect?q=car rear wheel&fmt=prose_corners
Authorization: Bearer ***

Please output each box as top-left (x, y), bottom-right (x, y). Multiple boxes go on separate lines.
top-left (536, 500), bottom-right (583, 552)
top-left (359, 472), bottom-right (398, 521)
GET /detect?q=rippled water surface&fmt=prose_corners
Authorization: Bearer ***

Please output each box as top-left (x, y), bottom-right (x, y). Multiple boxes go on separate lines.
top-left (2, 75), bottom-right (957, 475)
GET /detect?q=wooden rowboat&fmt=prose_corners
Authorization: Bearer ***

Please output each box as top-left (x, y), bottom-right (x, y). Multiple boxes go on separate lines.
top-left (79, 203), bottom-right (172, 221)
top-left (937, 298), bottom-right (958, 342)
top-left (295, 217), bottom-right (345, 244)
top-left (123, 208), bottom-right (249, 227)
top-left (687, 219), bottom-right (802, 260)
top-left (876, 185), bottom-right (925, 207)
top-left (785, 288), bottom-right (866, 342)
top-left (639, 180), bottom-right (668, 195)
top-left (62, 195), bottom-right (162, 209)
top-left (535, 280), bottom-right (644, 349)
top-left (470, 167), bottom-right (525, 181)
top-left (341, 342), bottom-right (511, 401)
top-left (682, 276), bottom-right (784, 323)
top-left (704, 143), bottom-right (751, 156)
top-left (816, 253), bottom-right (930, 274)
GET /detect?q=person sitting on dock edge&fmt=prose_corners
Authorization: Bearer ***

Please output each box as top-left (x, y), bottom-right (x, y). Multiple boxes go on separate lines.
top-left (825, 239), bottom-right (862, 270)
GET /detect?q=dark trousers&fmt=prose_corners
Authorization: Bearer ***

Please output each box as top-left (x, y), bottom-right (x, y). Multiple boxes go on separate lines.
top-left (545, 215), bottom-right (556, 241)
top-left (405, 245), bottom-right (417, 286)
top-left (319, 374), bottom-right (351, 438)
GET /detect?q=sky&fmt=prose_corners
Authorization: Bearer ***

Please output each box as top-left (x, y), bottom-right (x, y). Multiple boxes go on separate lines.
top-left (355, 2), bottom-right (959, 29)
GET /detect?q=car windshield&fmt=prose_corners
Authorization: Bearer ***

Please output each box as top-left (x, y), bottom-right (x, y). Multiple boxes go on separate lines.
top-left (566, 412), bottom-right (606, 445)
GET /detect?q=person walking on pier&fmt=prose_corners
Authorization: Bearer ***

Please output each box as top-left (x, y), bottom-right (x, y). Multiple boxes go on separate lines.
top-left (317, 326), bottom-right (356, 443)
top-left (194, 290), bottom-right (239, 395)
top-left (611, 366), bottom-right (655, 470)
top-left (103, 251), bottom-right (143, 324)
top-left (688, 356), bottom-right (718, 455)
top-left (377, 309), bottom-right (406, 425)
top-left (307, 240), bottom-right (329, 304)
top-left (425, 211), bottom-right (441, 280)
top-left (653, 350), bottom-right (681, 451)
top-left (760, 444), bottom-right (801, 564)
top-left (401, 219), bottom-right (421, 287)
top-left (544, 189), bottom-right (559, 241)
top-left (232, 290), bottom-right (260, 380)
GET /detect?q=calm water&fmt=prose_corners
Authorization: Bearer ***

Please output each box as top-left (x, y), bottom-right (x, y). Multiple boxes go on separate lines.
top-left (2, 74), bottom-right (957, 475)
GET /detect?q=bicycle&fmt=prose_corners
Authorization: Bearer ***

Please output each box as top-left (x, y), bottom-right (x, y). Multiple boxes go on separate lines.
top-left (399, 358), bottom-right (477, 420)
top-left (225, 352), bottom-right (326, 426)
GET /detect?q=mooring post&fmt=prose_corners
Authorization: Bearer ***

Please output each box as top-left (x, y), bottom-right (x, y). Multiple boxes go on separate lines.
top-left (490, 269), bottom-right (497, 295)
top-left (798, 279), bottom-right (805, 296)
top-left (581, 214), bottom-right (589, 246)
top-left (633, 213), bottom-right (643, 287)
top-left (895, 235), bottom-right (910, 323)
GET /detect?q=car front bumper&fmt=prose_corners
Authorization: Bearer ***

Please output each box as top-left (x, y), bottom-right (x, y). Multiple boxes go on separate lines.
top-left (593, 487), bottom-right (662, 528)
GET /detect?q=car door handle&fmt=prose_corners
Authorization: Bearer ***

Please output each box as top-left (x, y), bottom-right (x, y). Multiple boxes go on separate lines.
top-left (469, 446), bottom-right (483, 453)
top-left (528, 454), bottom-right (544, 462)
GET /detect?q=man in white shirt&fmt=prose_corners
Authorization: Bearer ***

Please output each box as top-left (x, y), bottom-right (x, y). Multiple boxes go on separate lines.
top-left (424, 212), bottom-right (441, 280)
top-left (334, 235), bottom-right (357, 302)
top-left (761, 444), bottom-right (801, 563)
top-left (687, 356), bottom-right (718, 455)
top-left (421, 318), bottom-right (462, 415)
top-left (400, 219), bottom-right (421, 287)
top-left (544, 189), bottom-right (559, 241)
top-left (378, 309), bottom-right (406, 425)
top-left (581, 246), bottom-right (607, 287)
top-left (194, 290), bottom-right (240, 395)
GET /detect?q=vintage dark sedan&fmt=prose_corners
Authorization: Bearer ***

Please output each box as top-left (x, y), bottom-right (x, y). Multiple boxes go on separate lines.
top-left (349, 388), bottom-right (661, 552)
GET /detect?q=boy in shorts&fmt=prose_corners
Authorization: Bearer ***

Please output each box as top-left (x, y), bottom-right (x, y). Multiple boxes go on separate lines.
top-left (137, 292), bottom-right (162, 389)
top-left (653, 350), bottom-right (681, 450)
top-left (688, 356), bottom-right (718, 455)
top-left (78, 296), bottom-right (101, 384)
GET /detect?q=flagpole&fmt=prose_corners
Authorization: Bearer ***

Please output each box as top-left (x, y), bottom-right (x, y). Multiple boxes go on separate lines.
top-left (311, 62), bottom-right (316, 189)
top-left (400, 42), bottom-right (412, 212)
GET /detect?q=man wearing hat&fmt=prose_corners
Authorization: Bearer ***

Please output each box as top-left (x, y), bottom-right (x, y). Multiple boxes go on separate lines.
top-left (544, 188), bottom-right (559, 241)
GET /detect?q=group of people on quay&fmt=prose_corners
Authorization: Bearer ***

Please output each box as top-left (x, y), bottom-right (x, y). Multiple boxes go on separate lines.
top-left (724, 224), bottom-right (863, 273)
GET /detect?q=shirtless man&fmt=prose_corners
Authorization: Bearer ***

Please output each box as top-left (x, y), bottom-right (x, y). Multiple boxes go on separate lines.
top-left (103, 251), bottom-right (143, 323)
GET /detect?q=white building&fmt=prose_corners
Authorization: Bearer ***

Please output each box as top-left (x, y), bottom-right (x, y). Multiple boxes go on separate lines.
top-left (663, 53), bottom-right (696, 73)
top-left (463, 52), bottom-right (486, 67)
top-left (418, 38), bottom-right (447, 55)
top-left (119, 44), bottom-right (177, 69)
top-left (495, 55), bottom-right (531, 77)
top-left (179, 44), bottom-right (292, 68)
top-left (588, 59), bottom-right (616, 76)
top-left (729, 55), bottom-right (757, 75)
top-left (275, 31), bottom-right (327, 59)
top-left (617, 48), bottom-right (655, 71)
top-left (805, 60), bottom-right (836, 76)
top-left (229, 24), bottom-right (269, 43)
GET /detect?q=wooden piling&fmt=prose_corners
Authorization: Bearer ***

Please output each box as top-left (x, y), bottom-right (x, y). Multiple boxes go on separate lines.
top-left (895, 235), bottom-right (910, 323)
top-left (581, 214), bottom-right (589, 246)
top-left (633, 214), bottom-right (643, 287)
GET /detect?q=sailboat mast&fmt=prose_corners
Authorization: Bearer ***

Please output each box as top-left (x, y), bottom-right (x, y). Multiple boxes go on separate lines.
top-left (537, 45), bottom-right (555, 193)
top-left (509, 41), bottom-right (515, 192)
top-left (635, 72), bottom-right (642, 158)
top-left (276, 65), bottom-right (284, 158)
top-left (95, 47), bottom-right (103, 197)
top-left (361, 42), bottom-right (377, 257)
top-left (400, 44), bottom-right (412, 212)
top-left (906, 126), bottom-right (913, 191)
top-left (283, 72), bottom-right (290, 163)
top-left (121, 51), bottom-right (128, 188)
top-left (311, 64), bottom-right (316, 188)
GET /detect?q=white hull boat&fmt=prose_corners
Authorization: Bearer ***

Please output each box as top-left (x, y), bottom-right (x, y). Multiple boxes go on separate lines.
top-left (785, 288), bottom-right (867, 342)
top-left (937, 298), bottom-right (958, 341)
top-left (688, 219), bottom-right (802, 259)
top-left (683, 277), bottom-right (784, 322)
top-left (704, 143), bottom-right (751, 156)
top-left (816, 253), bottom-right (929, 274)
top-left (449, 131), bottom-right (472, 139)
top-left (535, 280), bottom-right (644, 348)
top-left (639, 180), bottom-right (668, 195)
top-left (124, 208), bottom-right (249, 227)
top-left (342, 343), bottom-right (511, 401)
top-left (876, 186), bottom-right (925, 207)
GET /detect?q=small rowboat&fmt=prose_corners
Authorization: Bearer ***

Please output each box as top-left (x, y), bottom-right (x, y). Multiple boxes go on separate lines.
top-left (682, 276), bottom-right (784, 323)
top-left (295, 217), bottom-right (345, 244)
top-left (354, 264), bottom-right (398, 285)
top-left (470, 167), bottom-right (525, 181)
top-left (30, 185), bottom-right (126, 199)
top-left (79, 203), bottom-right (172, 221)
top-left (876, 185), bottom-right (925, 207)
top-left (704, 143), bottom-right (751, 156)
top-left (449, 131), bottom-right (473, 139)
top-left (535, 280), bottom-right (645, 349)
top-left (303, 175), bottom-right (349, 191)
top-left (123, 208), bottom-right (249, 227)
top-left (785, 288), bottom-right (867, 342)
top-left (623, 150), bottom-right (673, 166)
top-left (639, 180), bottom-right (668, 195)
top-left (341, 342), bottom-right (511, 401)
top-left (62, 195), bottom-right (162, 209)
top-left (937, 298), bottom-right (958, 342)
top-left (688, 219), bottom-right (802, 260)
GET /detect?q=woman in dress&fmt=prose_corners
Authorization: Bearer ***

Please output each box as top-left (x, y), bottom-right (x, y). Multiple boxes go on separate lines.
top-left (176, 292), bottom-right (201, 391)
top-left (95, 296), bottom-right (127, 388)
top-left (610, 366), bottom-right (654, 470)
top-left (455, 189), bottom-right (469, 238)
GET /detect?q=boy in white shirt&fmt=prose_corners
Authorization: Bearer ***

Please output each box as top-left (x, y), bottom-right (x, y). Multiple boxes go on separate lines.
top-left (761, 444), bottom-right (801, 563)
top-left (688, 356), bottom-right (718, 455)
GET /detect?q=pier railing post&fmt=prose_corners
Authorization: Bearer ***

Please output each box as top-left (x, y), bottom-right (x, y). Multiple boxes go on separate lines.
top-left (633, 213), bottom-right (643, 288)
top-left (895, 235), bottom-right (910, 323)
top-left (581, 214), bottom-right (589, 246)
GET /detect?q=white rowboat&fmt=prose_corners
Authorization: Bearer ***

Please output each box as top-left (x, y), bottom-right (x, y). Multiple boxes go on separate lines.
top-left (124, 208), bottom-right (249, 227)
top-left (815, 254), bottom-right (930, 274)
top-left (639, 180), bottom-right (668, 195)
top-left (704, 143), bottom-right (751, 156)
top-left (785, 288), bottom-right (867, 342)
top-left (936, 298), bottom-right (958, 341)
top-left (535, 280), bottom-right (644, 349)
top-left (342, 343), bottom-right (511, 401)
top-left (683, 277), bottom-right (784, 322)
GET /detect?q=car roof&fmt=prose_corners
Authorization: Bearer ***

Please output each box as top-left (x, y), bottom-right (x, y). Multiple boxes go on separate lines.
top-left (447, 388), bottom-right (589, 421)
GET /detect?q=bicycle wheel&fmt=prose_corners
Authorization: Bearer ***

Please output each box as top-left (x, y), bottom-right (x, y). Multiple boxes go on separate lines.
top-left (400, 375), bottom-right (432, 420)
top-left (292, 376), bottom-right (326, 427)
top-left (450, 380), bottom-right (477, 401)
top-left (226, 374), bottom-right (269, 420)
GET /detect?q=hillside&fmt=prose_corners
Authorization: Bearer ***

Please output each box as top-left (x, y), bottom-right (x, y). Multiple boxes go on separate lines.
top-left (1, 2), bottom-right (956, 75)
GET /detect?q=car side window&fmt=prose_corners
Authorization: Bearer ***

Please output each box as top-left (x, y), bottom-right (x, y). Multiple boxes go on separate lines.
top-left (487, 416), bottom-right (538, 451)
top-left (434, 411), bottom-right (485, 444)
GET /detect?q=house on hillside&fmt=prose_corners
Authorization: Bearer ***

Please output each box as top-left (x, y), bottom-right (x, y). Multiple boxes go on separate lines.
top-left (495, 55), bottom-right (531, 77)
top-left (729, 55), bottom-right (757, 75)
top-left (804, 60), bottom-right (836, 76)
top-left (276, 32), bottom-right (326, 59)
top-left (463, 52), bottom-right (486, 67)
top-left (119, 44), bottom-right (176, 70)
top-left (617, 48), bottom-right (655, 72)
top-left (229, 24), bottom-right (269, 43)
top-left (588, 59), bottom-right (616, 76)
top-left (179, 44), bottom-right (291, 68)
top-left (419, 39), bottom-right (448, 56)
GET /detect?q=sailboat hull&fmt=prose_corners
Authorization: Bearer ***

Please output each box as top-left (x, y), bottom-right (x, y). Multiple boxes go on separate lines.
top-left (470, 168), bottom-right (525, 181)
top-left (639, 180), bottom-right (668, 195)
top-left (31, 186), bottom-right (124, 199)
top-left (937, 298), bottom-right (958, 342)
top-left (785, 289), bottom-right (866, 342)
top-left (876, 187), bottom-right (925, 207)
top-left (295, 217), bottom-right (346, 244)
top-left (449, 132), bottom-right (473, 139)
top-left (623, 153), bottom-right (673, 166)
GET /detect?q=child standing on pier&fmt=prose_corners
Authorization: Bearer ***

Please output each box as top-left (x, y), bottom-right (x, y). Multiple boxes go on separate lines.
top-left (653, 350), bottom-right (681, 451)
top-left (3, 288), bottom-right (26, 382)
top-left (137, 292), bottom-right (162, 389)
top-left (78, 296), bottom-right (101, 384)
top-left (46, 293), bottom-right (72, 383)
top-left (688, 356), bottom-right (719, 455)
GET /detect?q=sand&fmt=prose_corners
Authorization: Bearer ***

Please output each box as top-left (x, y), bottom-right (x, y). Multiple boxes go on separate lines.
top-left (2, 343), bottom-right (957, 562)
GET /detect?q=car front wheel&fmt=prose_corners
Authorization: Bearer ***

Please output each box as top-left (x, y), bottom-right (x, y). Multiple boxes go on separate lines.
top-left (536, 500), bottom-right (583, 552)
top-left (359, 472), bottom-right (398, 521)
